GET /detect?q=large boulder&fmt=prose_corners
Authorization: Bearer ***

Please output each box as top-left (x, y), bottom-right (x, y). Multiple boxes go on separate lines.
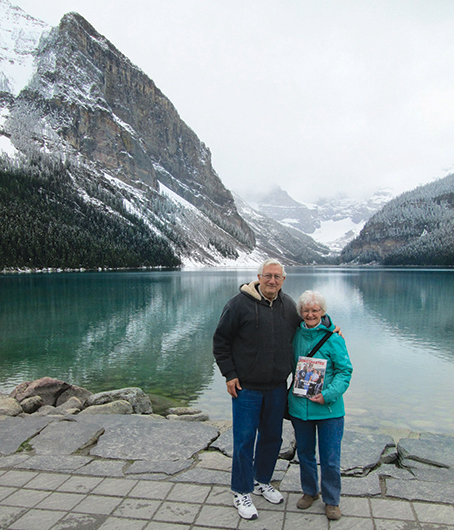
top-left (79, 400), bottom-right (133, 415)
top-left (84, 388), bottom-right (152, 414)
top-left (10, 377), bottom-right (70, 406)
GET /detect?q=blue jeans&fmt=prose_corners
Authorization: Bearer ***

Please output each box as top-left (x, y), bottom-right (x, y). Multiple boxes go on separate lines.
top-left (231, 382), bottom-right (287, 494)
top-left (291, 416), bottom-right (344, 506)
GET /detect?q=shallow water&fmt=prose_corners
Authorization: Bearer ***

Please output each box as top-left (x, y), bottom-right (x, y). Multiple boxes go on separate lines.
top-left (1, 267), bottom-right (453, 434)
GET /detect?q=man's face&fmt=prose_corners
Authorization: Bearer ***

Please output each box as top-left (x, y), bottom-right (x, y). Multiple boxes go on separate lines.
top-left (258, 264), bottom-right (285, 301)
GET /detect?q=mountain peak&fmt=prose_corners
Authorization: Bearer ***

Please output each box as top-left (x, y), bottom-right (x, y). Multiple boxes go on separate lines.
top-left (0, 0), bottom-right (50, 95)
top-left (258, 186), bottom-right (303, 207)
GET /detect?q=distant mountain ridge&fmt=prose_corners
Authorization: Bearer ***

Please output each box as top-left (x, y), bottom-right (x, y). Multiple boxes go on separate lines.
top-left (233, 193), bottom-right (331, 265)
top-left (340, 174), bottom-right (454, 266)
top-left (245, 186), bottom-right (394, 254)
top-left (0, 0), bottom-right (333, 268)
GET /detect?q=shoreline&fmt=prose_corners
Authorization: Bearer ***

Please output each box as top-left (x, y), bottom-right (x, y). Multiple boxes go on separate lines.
top-left (3, 377), bottom-right (454, 444)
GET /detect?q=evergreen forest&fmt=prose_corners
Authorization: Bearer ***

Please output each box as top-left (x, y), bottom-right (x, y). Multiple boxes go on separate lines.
top-left (0, 155), bottom-right (181, 270)
top-left (341, 174), bottom-right (454, 266)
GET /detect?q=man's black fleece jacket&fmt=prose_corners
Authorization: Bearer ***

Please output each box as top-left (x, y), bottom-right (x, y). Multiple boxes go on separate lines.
top-left (213, 280), bottom-right (302, 391)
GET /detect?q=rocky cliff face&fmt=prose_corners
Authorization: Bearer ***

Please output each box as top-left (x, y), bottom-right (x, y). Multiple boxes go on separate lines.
top-left (6, 12), bottom-right (253, 248)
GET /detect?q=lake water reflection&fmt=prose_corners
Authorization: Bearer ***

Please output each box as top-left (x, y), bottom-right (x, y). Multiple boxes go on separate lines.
top-left (1, 267), bottom-right (454, 435)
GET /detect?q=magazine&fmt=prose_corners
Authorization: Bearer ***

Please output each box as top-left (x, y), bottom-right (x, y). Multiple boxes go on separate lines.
top-left (292, 356), bottom-right (327, 398)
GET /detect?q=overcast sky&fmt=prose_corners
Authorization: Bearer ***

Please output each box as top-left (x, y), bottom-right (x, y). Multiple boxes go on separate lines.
top-left (12, 0), bottom-right (454, 204)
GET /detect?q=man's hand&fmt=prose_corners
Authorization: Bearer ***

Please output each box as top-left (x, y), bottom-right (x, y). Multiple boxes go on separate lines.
top-left (333, 325), bottom-right (344, 338)
top-left (226, 378), bottom-right (242, 398)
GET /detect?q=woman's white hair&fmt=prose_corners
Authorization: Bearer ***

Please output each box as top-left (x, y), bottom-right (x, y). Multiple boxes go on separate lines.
top-left (297, 290), bottom-right (327, 316)
top-left (257, 259), bottom-right (286, 277)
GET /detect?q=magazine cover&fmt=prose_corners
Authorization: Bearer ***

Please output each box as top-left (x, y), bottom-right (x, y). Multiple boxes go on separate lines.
top-left (292, 356), bottom-right (327, 398)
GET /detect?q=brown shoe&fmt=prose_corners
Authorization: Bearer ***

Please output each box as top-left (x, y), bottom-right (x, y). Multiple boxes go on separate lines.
top-left (326, 504), bottom-right (342, 520)
top-left (296, 493), bottom-right (320, 510)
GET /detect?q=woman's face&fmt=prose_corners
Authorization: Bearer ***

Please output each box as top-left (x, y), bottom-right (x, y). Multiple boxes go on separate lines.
top-left (301, 303), bottom-right (324, 328)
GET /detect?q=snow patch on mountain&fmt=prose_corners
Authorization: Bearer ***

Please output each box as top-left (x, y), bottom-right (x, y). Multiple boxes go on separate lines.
top-left (312, 218), bottom-right (363, 253)
top-left (159, 181), bottom-right (200, 214)
top-left (0, 134), bottom-right (17, 156)
top-left (0, 0), bottom-right (50, 95)
top-left (313, 218), bottom-right (359, 243)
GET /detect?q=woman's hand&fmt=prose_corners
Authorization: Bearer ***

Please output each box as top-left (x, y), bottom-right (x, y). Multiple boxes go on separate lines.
top-left (309, 393), bottom-right (325, 404)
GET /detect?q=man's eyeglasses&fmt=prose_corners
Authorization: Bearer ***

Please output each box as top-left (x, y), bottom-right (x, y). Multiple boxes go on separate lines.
top-left (260, 274), bottom-right (284, 281)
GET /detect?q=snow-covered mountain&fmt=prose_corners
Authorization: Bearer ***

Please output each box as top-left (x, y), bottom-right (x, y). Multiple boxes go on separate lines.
top-left (233, 193), bottom-right (331, 265)
top-left (311, 190), bottom-right (395, 252)
top-left (0, 0), bottom-right (50, 95)
top-left (0, 0), bottom-right (330, 269)
top-left (341, 174), bottom-right (454, 266)
top-left (244, 186), bottom-right (394, 254)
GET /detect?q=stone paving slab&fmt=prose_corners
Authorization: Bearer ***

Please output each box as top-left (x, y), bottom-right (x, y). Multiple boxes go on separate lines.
top-left (413, 501), bottom-right (454, 525)
top-left (341, 430), bottom-right (395, 475)
top-left (371, 462), bottom-right (415, 480)
top-left (411, 466), bottom-right (454, 484)
top-left (0, 455), bottom-right (31, 470)
top-left (83, 415), bottom-right (220, 461)
top-left (385, 478), bottom-right (454, 504)
top-left (399, 433), bottom-right (454, 468)
top-left (30, 419), bottom-right (104, 455)
top-left (125, 459), bottom-right (193, 476)
top-left (341, 474), bottom-right (382, 497)
top-left (0, 469), bottom-right (453, 529)
top-left (279, 462), bottom-right (300, 492)
top-left (75, 459), bottom-right (127, 477)
top-left (13, 455), bottom-right (93, 473)
top-left (0, 417), bottom-right (52, 456)
top-left (170, 467), bottom-right (231, 486)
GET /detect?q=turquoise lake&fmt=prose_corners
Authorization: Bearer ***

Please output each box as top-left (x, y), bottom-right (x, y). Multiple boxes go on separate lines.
top-left (1, 267), bottom-right (454, 435)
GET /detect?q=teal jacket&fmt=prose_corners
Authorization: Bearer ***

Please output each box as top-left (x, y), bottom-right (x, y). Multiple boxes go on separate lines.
top-left (288, 315), bottom-right (353, 421)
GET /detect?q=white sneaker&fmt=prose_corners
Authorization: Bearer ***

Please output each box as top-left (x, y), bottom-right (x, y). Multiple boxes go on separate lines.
top-left (233, 493), bottom-right (258, 520)
top-left (253, 481), bottom-right (284, 504)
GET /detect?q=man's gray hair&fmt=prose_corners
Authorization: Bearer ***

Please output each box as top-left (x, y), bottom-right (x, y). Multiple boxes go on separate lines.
top-left (257, 259), bottom-right (286, 277)
top-left (297, 290), bottom-right (327, 315)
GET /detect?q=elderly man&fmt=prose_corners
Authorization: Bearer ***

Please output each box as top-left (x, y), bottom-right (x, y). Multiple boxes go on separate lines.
top-left (213, 258), bottom-right (301, 520)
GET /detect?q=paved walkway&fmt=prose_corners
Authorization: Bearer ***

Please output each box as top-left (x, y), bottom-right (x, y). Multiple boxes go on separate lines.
top-left (1, 460), bottom-right (454, 529)
top-left (1, 414), bottom-right (454, 529)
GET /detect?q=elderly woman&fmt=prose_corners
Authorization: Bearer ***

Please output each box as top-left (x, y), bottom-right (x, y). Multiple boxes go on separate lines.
top-left (288, 290), bottom-right (352, 521)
